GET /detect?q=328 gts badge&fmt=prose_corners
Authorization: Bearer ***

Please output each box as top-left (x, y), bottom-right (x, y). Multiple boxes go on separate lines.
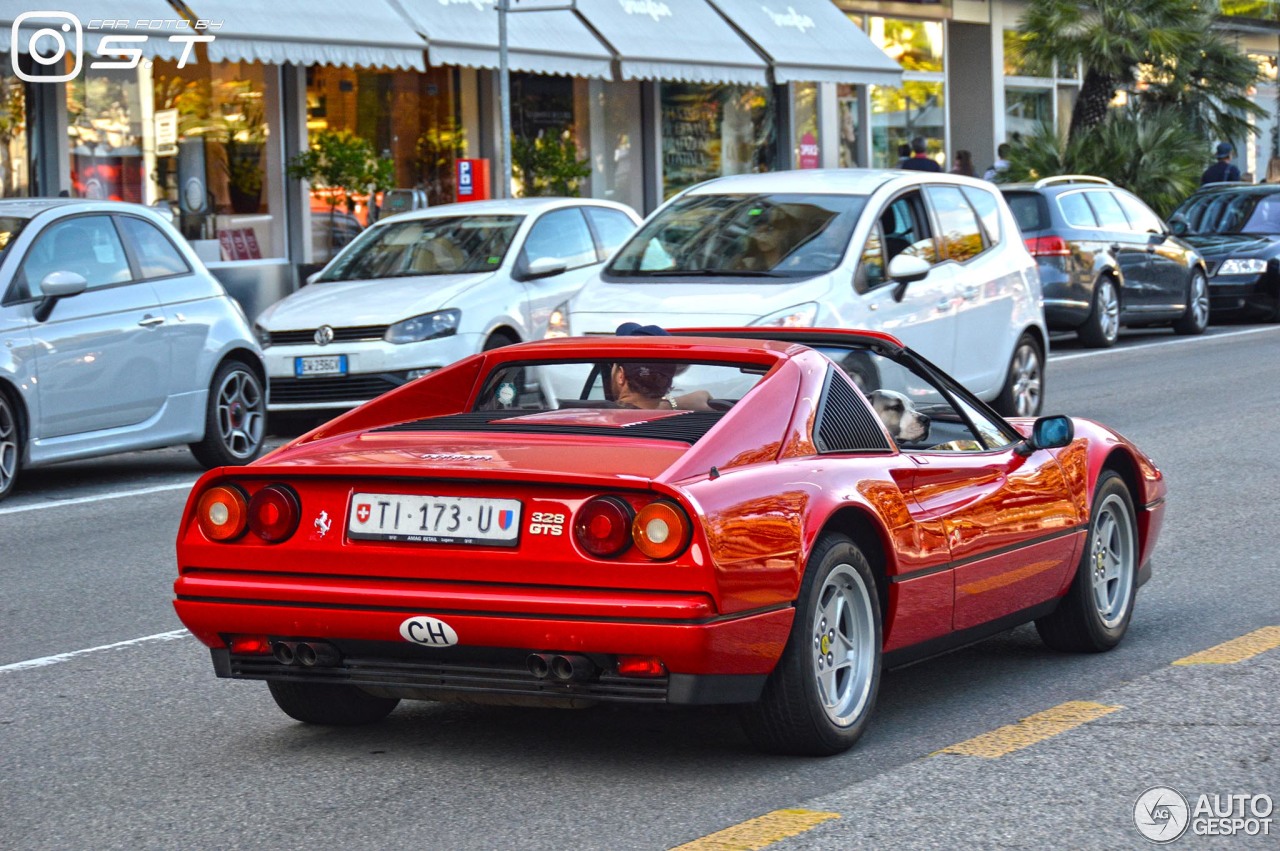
top-left (528, 512), bottom-right (565, 536)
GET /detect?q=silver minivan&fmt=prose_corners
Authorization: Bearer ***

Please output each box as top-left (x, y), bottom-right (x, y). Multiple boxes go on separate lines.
top-left (0, 199), bottom-right (267, 501)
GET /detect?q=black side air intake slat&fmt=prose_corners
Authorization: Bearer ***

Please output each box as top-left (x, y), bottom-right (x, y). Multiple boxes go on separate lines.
top-left (374, 410), bottom-right (724, 445)
top-left (814, 367), bottom-right (893, 453)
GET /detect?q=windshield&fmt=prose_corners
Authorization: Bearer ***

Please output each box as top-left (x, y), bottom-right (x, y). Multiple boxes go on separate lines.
top-left (1170, 192), bottom-right (1280, 235)
top-left (605, 193), bottom-right (866, 280)
top-left (318, 215), bottom-right (523, 281)
top-left (0, 216), bottom-right (29, 256)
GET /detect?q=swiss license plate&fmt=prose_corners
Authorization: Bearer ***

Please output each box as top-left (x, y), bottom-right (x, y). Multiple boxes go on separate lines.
top-left (348, 492), bottom-right (522, 547)
top-left (295, 355), bottom-right (348, 377)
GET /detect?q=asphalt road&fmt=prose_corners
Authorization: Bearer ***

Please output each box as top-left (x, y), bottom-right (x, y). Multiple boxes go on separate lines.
top-left (3, 322), bottom-right (1279, 850)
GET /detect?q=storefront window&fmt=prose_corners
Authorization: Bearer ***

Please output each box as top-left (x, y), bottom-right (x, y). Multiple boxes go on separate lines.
top-left (838, 85), bottom-right (860, 167)
top-left (869, 17), bottom-right (944, 73)
top-left (509, 73), bottom-right (591, 199)
top-left (793, 82), bottom-right (820, 169)
top-left (0, 62), bottom-right (27, 198)
top-left (1003, 30), bottom-right (1052, 78)
top-left (870, 81), bottom-right (944, 168)
top-left (66, 64), bottom-right (144, 203)
top-left (1005, 87), bottom-right (1052, 140)
top-left (660, 83), bottom-right (775, 199)
top-left (588, 79), bottom-right (643, 213)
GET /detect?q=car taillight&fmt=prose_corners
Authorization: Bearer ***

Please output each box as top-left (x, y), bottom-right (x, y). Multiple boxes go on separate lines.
top-left (632, 500), bottom-right (691, 561)
top-left (574, 496), bottom-right (634, 558)
top-left (196, 484), bottom-right (248, 542)
top-left (616, 655), bottom-right (667, 678)
top-left (1024, 235), bottom-right (1070, 257)
top-left (248, 484), bottom-right (301, 543)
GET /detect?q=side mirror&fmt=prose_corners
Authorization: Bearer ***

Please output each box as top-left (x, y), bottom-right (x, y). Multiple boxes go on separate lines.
top-left (33, 271), bottom-right (88, 322)
top-left (524, 256), bottom-right (569, 281)
top-left (886, 254), bottom-right (930, 302)
top-left (1015, 414), bottom-right (1074, 456)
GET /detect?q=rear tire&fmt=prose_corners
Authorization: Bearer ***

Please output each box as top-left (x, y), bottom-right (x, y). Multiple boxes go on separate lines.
top-left (0, 390), bottom-right (21, 502)
top-left (993, 333), bottom-right (1044, 418)
top-left (740, 535), bottom-right (882, 756)
top-left (1173, 270), bottom-right (1209, 335)
top-left (1077, 277), bottom-right (1120, 348)
top-left (1035, 471), bottom-right (1138, 652)
top-left (267, 680), bottom-right (400, 726)
top-left (189, 360), bottom-right (266, 468)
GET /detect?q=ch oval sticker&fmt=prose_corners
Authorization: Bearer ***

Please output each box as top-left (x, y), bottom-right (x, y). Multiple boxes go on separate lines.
top-left (399, 615), bottom-right (459, 647)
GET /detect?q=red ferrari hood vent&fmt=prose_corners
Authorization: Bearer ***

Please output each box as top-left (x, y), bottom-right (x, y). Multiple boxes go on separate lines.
top-left (373, 410), bottom-right (724, 445)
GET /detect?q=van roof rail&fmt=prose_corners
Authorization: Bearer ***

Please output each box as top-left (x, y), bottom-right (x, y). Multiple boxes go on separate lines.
top-left (1034, 175), bottom-right (1114, 188)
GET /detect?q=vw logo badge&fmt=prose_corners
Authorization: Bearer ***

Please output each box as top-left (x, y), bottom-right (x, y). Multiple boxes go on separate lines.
top-left (314, 325), bottom-right (335, 346)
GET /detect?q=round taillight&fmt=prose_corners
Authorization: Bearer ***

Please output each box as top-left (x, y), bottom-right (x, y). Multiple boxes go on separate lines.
top-left (574, 496), bottom-right (634, 558)
top-left (248, 484), bottom-right (300, 543)
top-left (196, 484), bottom-right (248, 542)
top-left (632, 500), bottom-right (691, 561)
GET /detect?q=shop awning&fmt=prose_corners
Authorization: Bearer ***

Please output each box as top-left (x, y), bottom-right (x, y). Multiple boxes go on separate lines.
top-left (190, 0), bottom-right (425, 70)
top-left (705, 0), bottom-right (903, 86)
top-left (0, 2), bottom-right (195, 59)
top-left (395, 0), bottom-right (613, 80)
top-left (573, 0), bottom-right (768, 86)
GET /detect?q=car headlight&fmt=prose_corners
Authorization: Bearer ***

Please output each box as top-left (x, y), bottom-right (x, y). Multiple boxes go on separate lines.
top-left (545, 301), bottom-right (571, 338)
top-left (253, 322), bottom-right (271, 347)
top-left (748, 303), bottom-right (819, 328)
top-left (1216, 258), bottom-right (1268, 276)
top-left (385, 309), bottom-right (461, 344)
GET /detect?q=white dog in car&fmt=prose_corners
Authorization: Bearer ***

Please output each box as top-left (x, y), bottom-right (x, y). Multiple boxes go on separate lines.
top-left (869, 389), bottom-right (931, 444)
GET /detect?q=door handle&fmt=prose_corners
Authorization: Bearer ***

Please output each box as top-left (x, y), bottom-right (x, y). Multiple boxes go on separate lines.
top-left (138, 315), bottom-right (165, 327)
top-left (935, 298), bottom-right (952, 312)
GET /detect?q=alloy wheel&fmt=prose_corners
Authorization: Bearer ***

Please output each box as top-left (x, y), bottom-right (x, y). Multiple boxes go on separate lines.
top-left (216, 368), bottom-right (265, 460)
top-left (1009, 342), bottom-right (1042, 418)
top-left (811, 563), bottom-right (876, 726)
top-left (1090, 492), bottom-right (1136, 628)
top-left (0, 395), bottom-right (17, 494)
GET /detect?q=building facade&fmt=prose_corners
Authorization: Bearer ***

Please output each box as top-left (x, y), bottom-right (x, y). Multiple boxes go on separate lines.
top-left (2, 0), bottom-right (1277, 318)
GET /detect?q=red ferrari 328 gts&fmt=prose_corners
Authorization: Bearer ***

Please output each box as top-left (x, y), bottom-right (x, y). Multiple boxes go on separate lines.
top-left (173, 329), bottom-right (1165, 755)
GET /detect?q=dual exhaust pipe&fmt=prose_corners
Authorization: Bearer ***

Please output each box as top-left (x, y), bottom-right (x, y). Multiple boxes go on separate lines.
top-left (527, 652), bottom-right (597, 683)
top-left (272, 640), bottom-right (341, 668)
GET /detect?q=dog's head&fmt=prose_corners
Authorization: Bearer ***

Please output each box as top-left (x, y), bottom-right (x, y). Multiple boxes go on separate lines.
top-left (870, 389), bottom-right (931, 444)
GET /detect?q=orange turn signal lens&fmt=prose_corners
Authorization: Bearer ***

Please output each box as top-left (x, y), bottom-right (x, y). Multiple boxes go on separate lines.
top-left (632, 500), bottom-right (690, 560)
top-left (196, 484), bottom-right (248, 542)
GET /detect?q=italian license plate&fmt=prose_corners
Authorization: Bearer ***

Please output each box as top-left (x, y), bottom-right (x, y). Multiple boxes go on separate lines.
top-left (295, 355), bottom-right (348, 377)
top-left (348, 492), bottom-right (522, 546)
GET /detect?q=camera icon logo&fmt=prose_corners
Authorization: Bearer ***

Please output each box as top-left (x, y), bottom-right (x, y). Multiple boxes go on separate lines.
top-left (12, 12), bottom-right (83, 83)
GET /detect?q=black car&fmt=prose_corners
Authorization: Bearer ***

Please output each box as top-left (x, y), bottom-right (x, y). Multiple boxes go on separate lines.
top-left (1001, 176), bottom-right (1209, 347)
top-left (1168, 183), bottom-right (1280, 322)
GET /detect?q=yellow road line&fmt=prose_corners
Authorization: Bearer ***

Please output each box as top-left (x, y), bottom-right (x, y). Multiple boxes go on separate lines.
top-left (1173, 626), bottom-right (1280, 666)
top-left (934, 701), bottom-right (1121, 759)
top-left (670, 809), bottom-right (840, 851)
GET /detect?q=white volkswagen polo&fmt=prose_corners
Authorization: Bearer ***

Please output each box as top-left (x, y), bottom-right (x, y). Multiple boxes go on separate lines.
top-left (256, 197), bottom-right (640, 418)
top-left (550, 170), bottom-right (1047, 417)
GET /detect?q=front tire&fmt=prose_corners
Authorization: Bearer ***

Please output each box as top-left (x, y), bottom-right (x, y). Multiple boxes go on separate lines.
top-left (1077, 276), bottom-right (1120, 348)
top-left (993, 333), bottom-right (1044, 418)
top-left (0, 390), bottom-right (21, 502)
top-left (1173, 270), bottom-right (1209, 335)
top-left (741, 535), bottom-right (882, 756)
top-left (189, 360), bottom-right (266, 468)
top-left (267, 681), bottom-right (400, 726)
top-left (1035, 471), bottom-right (1138, 652)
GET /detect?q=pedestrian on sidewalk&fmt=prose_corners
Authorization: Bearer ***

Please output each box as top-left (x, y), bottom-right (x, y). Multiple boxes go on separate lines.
top-left (900, 136), bottom-right (941, 172)
top-left (1201, 142), bottom-right (1241, 185)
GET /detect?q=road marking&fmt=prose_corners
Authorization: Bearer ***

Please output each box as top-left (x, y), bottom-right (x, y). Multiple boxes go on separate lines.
top-left (0, 629), bottom-right (191, 673)
top-left (0, 481), bottom-right (195, 516)
top-left (1172, 626), bottom-right (1280, 665)
top-left (934, 701), bottom-right (1121, 759)
top-left (670, 809), bottom-right (840, 851)
top-left (1050, 325), bottom-right (1280, 363)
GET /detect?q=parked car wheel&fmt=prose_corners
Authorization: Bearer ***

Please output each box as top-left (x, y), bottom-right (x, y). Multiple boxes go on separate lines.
top-left (0, 390), bottom-right (20, 502)
top-left (1077, 276), bottom-right (1120, 348)
top-left (267, 680), bottom-right (400, 726)
top-left (993, 333), bottom-right (1044, 418)
top-left (1173, 270), bottom-right (1210, 335)
top-left (1035, 470), bottom-right (1138, 652)
top-left (741, 534), bottom-right (882, 756)
top-left (189, 360), bottom-right (266, 468)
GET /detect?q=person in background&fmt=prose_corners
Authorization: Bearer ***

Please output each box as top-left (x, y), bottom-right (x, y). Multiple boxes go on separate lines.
top-left (900, 136), bottom-right (941, 172)
top-left (951, 150), bottom-right (976, 177)
top-left (1266, 157), bottom-right (1280, 184)
top-left (895, 142), bottom-right (911, 168)
top-left (983, 143), bottom-right (1011, 181)
top-left (1201, 142), bottom-right (1241, 185)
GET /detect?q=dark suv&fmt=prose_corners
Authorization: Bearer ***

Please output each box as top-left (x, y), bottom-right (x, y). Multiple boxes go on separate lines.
top-left (1001, 176), bottom-right (1208, 347)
